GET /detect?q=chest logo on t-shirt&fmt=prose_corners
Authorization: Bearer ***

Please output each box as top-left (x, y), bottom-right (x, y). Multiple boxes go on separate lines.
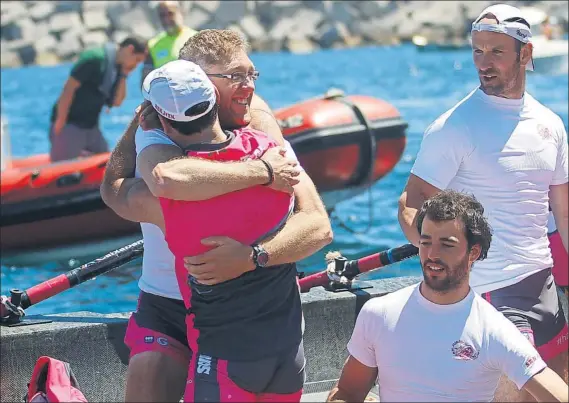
top-left (537, 124), bottom-right (552, 140)
top-left (451, 340), bottom-right (479, 360)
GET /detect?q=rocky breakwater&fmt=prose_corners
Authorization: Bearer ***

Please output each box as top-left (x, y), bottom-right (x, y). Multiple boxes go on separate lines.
top-left (1, 0), bottom-right (568, 68)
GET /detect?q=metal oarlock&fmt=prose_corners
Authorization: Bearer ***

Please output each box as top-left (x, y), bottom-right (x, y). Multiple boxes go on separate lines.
top-left (0, 290), bottom-right (51, 327)
top-left (323, 256), bottom-right (373, 293)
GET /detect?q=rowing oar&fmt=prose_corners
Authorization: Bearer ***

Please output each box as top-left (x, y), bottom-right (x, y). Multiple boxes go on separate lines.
top-left (298, 243), bottom-right (419, 293)
top-left (0, 239), bottom-right (144, 325)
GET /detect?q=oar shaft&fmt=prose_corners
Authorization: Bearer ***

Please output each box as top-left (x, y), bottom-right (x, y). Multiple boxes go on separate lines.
top-left (20, 240), bottom-right (144, 309)
top-left (299, 243), bottom-right (418, 293)
top-left (357, 243), bottom-right (419, 273)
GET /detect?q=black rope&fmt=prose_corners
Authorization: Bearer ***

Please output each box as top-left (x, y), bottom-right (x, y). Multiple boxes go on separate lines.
top-left (328, 94), bottom-right (376, 235)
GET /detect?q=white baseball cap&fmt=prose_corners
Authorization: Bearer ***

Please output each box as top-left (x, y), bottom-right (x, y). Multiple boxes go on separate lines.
top-left (142, 59), bottom-right (216, 122)
top-left (471, 4), bottom-right (534, 71)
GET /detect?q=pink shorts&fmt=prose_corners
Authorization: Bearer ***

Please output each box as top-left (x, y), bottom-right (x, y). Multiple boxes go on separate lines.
top-left (549, 231), bottom-right (568, 287)
top-left (184, 342), bottom-right (305, 403)
top-left (124, 291), bottom-right (191, 366)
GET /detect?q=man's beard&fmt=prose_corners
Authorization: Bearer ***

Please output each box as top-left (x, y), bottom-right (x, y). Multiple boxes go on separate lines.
top-left (479, 62), bottom-right (521, 97)
top-left (421, 253), bottom-right (470, 293)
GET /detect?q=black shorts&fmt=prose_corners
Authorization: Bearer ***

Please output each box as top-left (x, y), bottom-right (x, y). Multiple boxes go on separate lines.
top-left (124, 291), bottom-right (191, 365)
top-left (185, 341), bottom-right (305, 402)
top-left (482, 269), bottom-right (568, 361)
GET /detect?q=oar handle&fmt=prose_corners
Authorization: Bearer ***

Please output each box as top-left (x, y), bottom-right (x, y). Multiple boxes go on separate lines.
top-left (299, 243), bottom-right (418, 293)
top-left (18, 240), bottom-right (144, 309)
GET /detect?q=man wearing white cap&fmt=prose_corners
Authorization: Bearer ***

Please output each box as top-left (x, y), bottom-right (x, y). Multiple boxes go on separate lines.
top-left (398, 4), bottom-right (568, 401)
top-left (101, 30), bottom-right (331, 402)
top-left (125, 59), bottom-right (306, 403)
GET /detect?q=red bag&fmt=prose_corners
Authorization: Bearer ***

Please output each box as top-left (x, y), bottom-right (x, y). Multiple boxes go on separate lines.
top-left (25, 356), bottom-right (87, 402)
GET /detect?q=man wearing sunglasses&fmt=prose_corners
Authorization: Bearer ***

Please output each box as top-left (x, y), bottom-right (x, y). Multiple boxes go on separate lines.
top-left (101, 29), bottom-right (332, 402)
top-left (141, 1), bottom-right (197, 86)
top-left (398, 4), bottom-right (568, 402)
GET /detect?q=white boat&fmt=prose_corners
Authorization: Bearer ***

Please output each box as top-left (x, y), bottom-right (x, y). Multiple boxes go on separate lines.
top-left (521, 7), bottom-right (569, 75)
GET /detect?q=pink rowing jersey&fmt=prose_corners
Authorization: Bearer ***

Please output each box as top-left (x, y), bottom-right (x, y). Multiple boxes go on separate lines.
top-left (160, 128), bottom-right (293, 303)
top-left (158, 128), bottom-right (302, 360)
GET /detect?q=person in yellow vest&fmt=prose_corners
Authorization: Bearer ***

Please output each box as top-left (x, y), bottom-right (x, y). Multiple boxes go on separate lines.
top-left (141, 1), bottom-right (197, 86)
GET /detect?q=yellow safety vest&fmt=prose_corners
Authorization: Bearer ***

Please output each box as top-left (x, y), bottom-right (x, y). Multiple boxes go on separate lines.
top-left (148, 27), bottom-right (197, 68)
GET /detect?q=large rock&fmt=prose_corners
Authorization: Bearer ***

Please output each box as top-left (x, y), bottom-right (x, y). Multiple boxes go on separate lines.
top-left (35, 52), bottom-right (61, 66)
top-left (238, 15), bottom-right (266, 41)
top-left (81, 30), bottom-right (109, 48)
top-left (29, 3), bottom-right (56, 22)
top-left (55, 1), bottom-right (83, 13)
top-left (355, 0), bottom-right (398, 19)
top-left (6, 39), bottom-right (36, 65)
top-left (255, 1), bottom-right (303, 27)
top-left (82, 10), bottom-right (111, 32)
top-left (0, 50), bottom-right (22, 68)
top-left (183, 7), bottom-right (213, 30)
top-left (112, 30), bottom-right (131, 44)
top-left (34, 35), bottom-right (58, 53)
top-left (313, 21), bottom-right (351, 48)
top-left (109, 8), bottom-right (156, 40)
top-left (352, 18), bottom-right (400, 45)
top-left (324, 1), bottom-right (361, 26)
top-left (49, 12), bottom-right (84, 36)
top-left (56, 34), bottom-right (83, 61)
top-left (268, 8), bottom-right (325, 41)
top-left (0, 2), bottom-right (28, 27)
top-left (283, 37), bottom-right (317, 54)
top-left (194, 1), bottom-right (221, 14)
top-left (211, 1), bottom-right (248, 27)
top-left (2, 18), bottom-right (37, 42)
top-left (82, 0), bottom-right (113, 11)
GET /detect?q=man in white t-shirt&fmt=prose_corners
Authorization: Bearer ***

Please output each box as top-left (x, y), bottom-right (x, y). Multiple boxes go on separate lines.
top-left (329, 190), bottom-right (568, 403)
top-left (397, 4), bottom-right (568, 401)
top-left (101, 30), bottom-right (332, 402)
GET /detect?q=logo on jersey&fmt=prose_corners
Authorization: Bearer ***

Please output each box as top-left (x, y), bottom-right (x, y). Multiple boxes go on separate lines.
top-left (451, 340), bottom-right (479, 360)
top-left (157, 337), bottom-right (168, 346)
top-left (524, 355), bottom-right (538, 368)
top-left (537, 124), bottom-right (552, 140)
top-left (197, 354), bottom-right (212, 375)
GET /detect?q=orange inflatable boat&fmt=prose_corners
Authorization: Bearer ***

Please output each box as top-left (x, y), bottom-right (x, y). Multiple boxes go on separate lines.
top-left (1, 90), bottom-right (407, 259)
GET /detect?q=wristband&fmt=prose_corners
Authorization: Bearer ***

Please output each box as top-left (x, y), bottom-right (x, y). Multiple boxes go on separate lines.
top-left (259, 158), bottom-right (274, 186)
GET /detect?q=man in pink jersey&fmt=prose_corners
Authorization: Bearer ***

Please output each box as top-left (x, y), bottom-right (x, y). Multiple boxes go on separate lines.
top-left (101, 30), bottom-right (331, 402)
top-left (123, 59), bottom-right (305, 402)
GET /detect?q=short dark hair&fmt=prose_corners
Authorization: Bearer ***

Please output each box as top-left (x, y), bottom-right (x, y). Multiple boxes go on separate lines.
top-left (416, 190), bottom-right (493, 261)
top-left (162, 102), bottom-right (219, 135)
top-left (119, 36), bottom-right (148, 54)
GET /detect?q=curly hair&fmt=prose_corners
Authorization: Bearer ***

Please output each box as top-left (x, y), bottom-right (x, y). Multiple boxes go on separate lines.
top-left (178, 29), bottom-right (250, 70)
top-left (416, 190), bottom-right (493, 261)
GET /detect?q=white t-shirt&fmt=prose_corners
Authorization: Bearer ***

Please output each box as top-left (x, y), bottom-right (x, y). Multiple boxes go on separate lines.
top-left (547, 210), bottom-right (557, 235)
top-left (411, 87), bottom-right (569, 294)
top-left (347, 284), bottom-right (546, 402)
top-left (134, 127), bottom-right (303, 300)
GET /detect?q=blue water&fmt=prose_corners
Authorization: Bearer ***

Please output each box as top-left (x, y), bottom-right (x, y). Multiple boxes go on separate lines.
top-left (1, 44), bottom-right (567, 315)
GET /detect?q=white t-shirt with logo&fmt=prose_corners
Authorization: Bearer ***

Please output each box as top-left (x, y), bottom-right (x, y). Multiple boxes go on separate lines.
top-left (411, 87), bottom-right (569, 294)
top-left (134, 127), bottom-right (303, 300)
top-left (347, 284), bottom-right (546, 402)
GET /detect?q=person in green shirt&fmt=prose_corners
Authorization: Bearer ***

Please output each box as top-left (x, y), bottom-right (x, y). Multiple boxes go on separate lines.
top-left (49, 36), bottom-right (148, 162)
top-left (141, 0), bottom-right (197, 85)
